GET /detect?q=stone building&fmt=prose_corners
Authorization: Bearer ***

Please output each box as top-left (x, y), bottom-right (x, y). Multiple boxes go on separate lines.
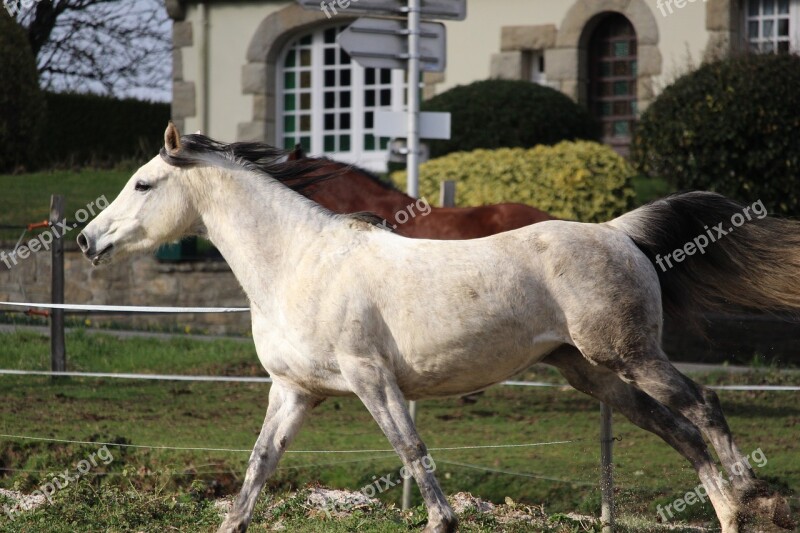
top-left (165, 0), bottom-right (795, 163)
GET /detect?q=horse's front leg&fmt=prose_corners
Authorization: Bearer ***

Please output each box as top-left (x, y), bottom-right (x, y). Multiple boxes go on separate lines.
top-left (339, 356), bottom-right (457, 533)
top-left (218, 381), bottom-right (320, 533)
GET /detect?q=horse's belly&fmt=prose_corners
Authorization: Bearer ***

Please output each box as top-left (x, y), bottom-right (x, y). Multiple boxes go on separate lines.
top-left (395, 335), bottom-right (565, 400)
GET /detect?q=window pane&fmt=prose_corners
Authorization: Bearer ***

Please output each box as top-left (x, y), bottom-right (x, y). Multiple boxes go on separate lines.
top-left (285, 50), bottom-right (296, 68)
top-left (283, 115), bottom-right (295, 133)
top-left (300, 115), bottom-right (311, 131)
top-left (365, 90), bottom-right (375, 107)
top-left (778, 0), bottom-right (789, 13)
top-left (300, 93), bottom-right (311, 110)
top-left (340, 69), bottom-right (351, 86)
top-left (324, 135), bottom-right (336, 151)
top-left (364, 134), bottom-right (375, 151)
top-left (300, 71), bottom-right (312, 88)
top-left (300, 136), bottom-right (311, 151)
top-left (380, 89), bottom-right (391, 105)
top-left (748, 0), bottom-right (759, 16)
top-left (324, 28), bottom-right (336, 43)
top-left (762, 40), bottom-right (775, 52)
top-left (340, 135), bottom-right (351, 151)
top-left (365, 111), bottom-right (374, 128)
top-left (284, 72), bottom-right (295, 89)
top-left (764, 19), bottom-right (775, 37)
top-left (300, 49), bottom-right (312, 67)
top-left (324, 113), bottom-right (335, 130)
top-left (749, 20), bottom-right (760, 39)
top-left (341, 91), bottom-right (351, 107)
top-left (613, 81), bottom-right (629, 95)
top-left (380, 69), bottom-right (392, 84)
top-left (324, 91), bottom-right (335, 108)
top-left (284, 94), bottom-right (295, 112)
top-left (613, 61), bottom-right (629, 76)
top-left (778, 18), bottom-right (789, 36)
top-left (613, 121), bottom-right (630, 136)
top-left (763, 0), bottom-right (775, 15)
top-left (283, 137), bottom-right (296, 150)
top-left (613, 41), bottom-right (629, 56)
top-left (340, 113), bottom-right (351, 129)
top-left (778, 40), bottom-right (790, 52)
top-left (324, 48), bottom-right (336, 64)
top-left (379, 137), bottom-right (389, 150)
top-left (340, 49), bottom-right (351, 64)
top-left (300, 35), bottom-right (312, 46)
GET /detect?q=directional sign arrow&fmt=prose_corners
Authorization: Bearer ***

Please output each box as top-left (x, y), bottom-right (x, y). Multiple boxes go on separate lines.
top-left (338, 17), bottom-right (446, 72)
top-left (296, 0), bottom-right (466, 21)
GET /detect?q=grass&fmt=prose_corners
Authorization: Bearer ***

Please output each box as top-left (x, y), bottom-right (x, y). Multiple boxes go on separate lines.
top-left (0, 329), bottom-right (797, 531)
top-left (0, 168), bottom-right (134, 241)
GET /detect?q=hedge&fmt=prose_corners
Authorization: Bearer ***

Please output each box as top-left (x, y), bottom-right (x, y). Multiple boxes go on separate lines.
top-left (421, 79), bottom-right (600, 159)
top-left (632, 53), bottom-right (800, 218)
top-left (392, 141), bottom-right (637, 222)
top-left (42, 92), bottom-right (170, 167)
top-left (0, 12), bottom-right (45, 172)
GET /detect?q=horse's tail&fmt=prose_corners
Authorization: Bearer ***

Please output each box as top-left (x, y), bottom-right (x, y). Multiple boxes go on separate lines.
top-left (607, 191), bottom-right (800, 322)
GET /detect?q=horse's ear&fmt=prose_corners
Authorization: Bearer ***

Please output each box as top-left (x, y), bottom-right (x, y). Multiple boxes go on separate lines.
top-left (165, 122), bottom-right (182, 154)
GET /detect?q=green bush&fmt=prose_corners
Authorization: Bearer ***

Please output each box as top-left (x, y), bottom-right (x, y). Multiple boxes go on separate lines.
top-left (421, 79), bottom-right (600, 158)
top-left (0, 11), bottom-right (45, 172)
top-left (632, 53), bottom-right (800, 217)
top-left (42, 92), bottom-right (170, 167)
top-left (392, 141), bottom-right (637, 222)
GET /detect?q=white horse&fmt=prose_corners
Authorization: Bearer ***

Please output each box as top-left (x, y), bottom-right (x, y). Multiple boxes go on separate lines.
top-left (78, 123), bottom-right (798, 533)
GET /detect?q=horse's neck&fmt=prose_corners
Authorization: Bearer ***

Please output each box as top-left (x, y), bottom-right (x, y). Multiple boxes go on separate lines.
top-left (195, 168), bottom-right (333, 306)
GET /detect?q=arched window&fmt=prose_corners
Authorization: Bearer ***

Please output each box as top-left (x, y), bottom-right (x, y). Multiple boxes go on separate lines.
top-left (277, 25), bottom-right (406, 171)
top-left (588, 14), bottom-right (638, 154)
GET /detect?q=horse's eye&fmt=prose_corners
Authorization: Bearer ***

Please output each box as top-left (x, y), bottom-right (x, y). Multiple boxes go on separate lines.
top-left (135, 181), bottom-right (151, 192)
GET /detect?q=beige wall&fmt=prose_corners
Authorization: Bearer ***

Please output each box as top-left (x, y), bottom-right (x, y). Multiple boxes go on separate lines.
top-left (439, 0), bottom-right (711, 95)
top-left (175, 0), bottom-right (727, 143)
top-left (180, 1), bottom-right (289, 141)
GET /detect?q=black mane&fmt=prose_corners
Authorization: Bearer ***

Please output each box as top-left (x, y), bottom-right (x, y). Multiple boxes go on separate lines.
top-left (159, 134), bottom-right (339, 192)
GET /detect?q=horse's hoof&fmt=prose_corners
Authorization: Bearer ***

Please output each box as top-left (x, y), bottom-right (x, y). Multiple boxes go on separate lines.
top-left (422, 514), bottom-right (458, 533)
top-left (740, 492), bottom-right (795, 531)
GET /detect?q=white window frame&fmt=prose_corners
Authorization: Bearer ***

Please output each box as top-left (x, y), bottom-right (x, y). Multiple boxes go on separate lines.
top-left (276, 25), bottom-right (407, 173)
top-left (743, 0), bottom-right (800, 53)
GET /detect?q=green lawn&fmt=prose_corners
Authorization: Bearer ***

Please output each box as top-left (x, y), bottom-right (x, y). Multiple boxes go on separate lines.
top-left (0, 329), bottom-right (796, 531)
top-left (0, 168), bottom-right (133, 241)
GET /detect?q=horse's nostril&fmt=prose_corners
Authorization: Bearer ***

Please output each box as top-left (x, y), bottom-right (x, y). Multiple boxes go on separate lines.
top-left (77, 232), bottom-right (89, 253)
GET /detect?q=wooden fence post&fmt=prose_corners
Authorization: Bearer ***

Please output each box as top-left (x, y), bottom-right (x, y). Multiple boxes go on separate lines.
top-left (50, 194), bottom-right (66, 374)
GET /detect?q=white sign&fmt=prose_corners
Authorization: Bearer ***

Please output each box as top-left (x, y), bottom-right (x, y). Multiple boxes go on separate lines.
top-left (374, 110), bottom-right (451, 140)
top-left (296, 0), bottom-right (466, 21)
top-left (338, 18), bottom-right (446, 72)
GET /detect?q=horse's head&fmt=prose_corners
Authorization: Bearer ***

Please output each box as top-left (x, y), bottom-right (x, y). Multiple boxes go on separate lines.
top-left (77, 122), bottom-right (202, 265)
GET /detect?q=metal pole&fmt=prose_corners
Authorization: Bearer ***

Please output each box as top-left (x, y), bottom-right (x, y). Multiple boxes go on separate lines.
top-left (600, 403), bottom-right (614, 532)
top-left (406, 0), bottom-right (421, 199)
top-left (50, 194), bottom-right (66, 374)
top-left (439, 180), bottom-right (456, 208)
top-left (401, 399), bottom-right (417, 510)
top-left (402, 0), bottom-right (422, 512)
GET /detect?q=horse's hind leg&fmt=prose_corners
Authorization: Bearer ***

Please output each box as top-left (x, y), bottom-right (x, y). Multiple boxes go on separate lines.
top-left (544, 346), bottom-right (741, 532)
top-left (577, 336), bottom-right (794, 531)
top-left (339, 357), bottom-right (457, 533)
top-left (218, 382), bottom-right (320, 533)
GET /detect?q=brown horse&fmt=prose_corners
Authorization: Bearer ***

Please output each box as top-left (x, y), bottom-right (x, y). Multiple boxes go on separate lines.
top-left (286, 146), bottom-right (554, 239)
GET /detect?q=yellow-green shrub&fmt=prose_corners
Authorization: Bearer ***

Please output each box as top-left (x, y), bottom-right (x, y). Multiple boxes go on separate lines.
top-left (392, 141), bottom-right (636, 222)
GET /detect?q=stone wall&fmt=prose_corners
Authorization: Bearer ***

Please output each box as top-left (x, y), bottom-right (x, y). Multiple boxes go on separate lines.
top-left (0, 242), bottom-right (249, 335)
